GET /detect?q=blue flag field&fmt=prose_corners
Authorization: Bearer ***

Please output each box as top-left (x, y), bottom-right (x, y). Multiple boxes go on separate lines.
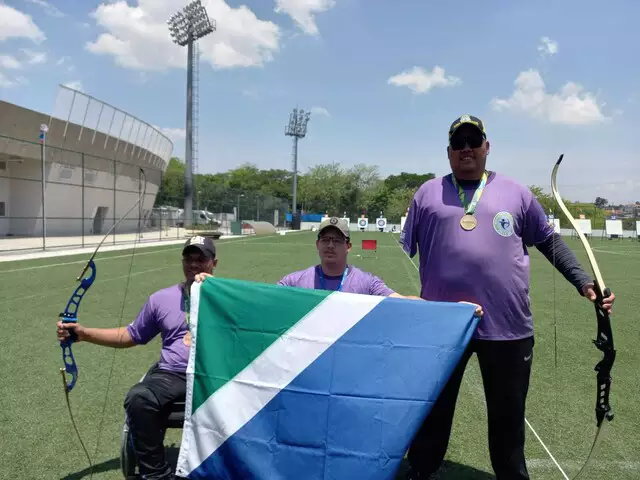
top-left (175, 277), bottom-right (480, 480)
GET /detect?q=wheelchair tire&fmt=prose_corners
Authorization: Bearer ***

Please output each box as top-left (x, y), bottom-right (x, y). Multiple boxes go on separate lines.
top-left (120, 422), bottom-right (138, 478)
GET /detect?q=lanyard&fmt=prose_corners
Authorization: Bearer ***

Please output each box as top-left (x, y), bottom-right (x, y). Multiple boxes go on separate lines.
top-left (319, 267), bottom-right (349, 291)
top-left (450, 171), bottom-right (488, 215)
top-left (183, 284), bottom-right (190, 328)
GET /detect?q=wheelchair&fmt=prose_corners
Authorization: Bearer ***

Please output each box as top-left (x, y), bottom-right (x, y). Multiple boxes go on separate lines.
top-left (119, 363), bottom-right (186, 479)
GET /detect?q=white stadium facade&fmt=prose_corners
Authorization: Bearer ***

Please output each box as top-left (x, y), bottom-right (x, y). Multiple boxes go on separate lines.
top-left (0, 85), bottom-right (173, 251)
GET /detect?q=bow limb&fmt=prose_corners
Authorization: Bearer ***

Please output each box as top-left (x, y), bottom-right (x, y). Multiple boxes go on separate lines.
top-left (550, 154), bottom-right (616, 479)
top-left (58, 168), bottom-right (146, 478)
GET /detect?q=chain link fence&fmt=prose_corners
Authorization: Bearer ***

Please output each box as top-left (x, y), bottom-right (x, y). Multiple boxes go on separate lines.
top-left (0, 133), bottom-right (175, 253)
top-left (155, 189), bottom-right (291, 237)
top-left (0, 133), bottom-right (292, 254)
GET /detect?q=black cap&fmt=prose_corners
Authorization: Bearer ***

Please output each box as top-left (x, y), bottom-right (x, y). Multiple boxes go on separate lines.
top-left (449, 114), bottom-right (487, 138)
top-left (182, 235), bottom-right (216, 258)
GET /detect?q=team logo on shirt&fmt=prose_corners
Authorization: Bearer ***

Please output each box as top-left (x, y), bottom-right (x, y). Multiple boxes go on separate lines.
top-left (493, 211), bottom-right (514, 237)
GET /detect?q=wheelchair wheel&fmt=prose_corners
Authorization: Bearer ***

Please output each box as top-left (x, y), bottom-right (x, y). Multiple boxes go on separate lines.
top-left (120, 421), bottom-right (138, 478)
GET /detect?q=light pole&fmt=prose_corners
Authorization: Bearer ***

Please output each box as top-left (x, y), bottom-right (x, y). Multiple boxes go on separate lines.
top-left (167, 0), bottom-right (215, 228)
top-left (284, 108), bottom-right (311, 221)
top-left (39, 123), bottom-right (48, 250)
top-left (237, 193), bottom-right (245, 222)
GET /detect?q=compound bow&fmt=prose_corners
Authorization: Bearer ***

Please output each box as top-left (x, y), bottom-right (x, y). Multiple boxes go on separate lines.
top-left (58, 167), bottom-right (147, 474)
top-left (550, 154), bottom-right (616, 479)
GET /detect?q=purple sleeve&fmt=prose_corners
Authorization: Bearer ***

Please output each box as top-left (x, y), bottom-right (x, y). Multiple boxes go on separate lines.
top-left (401, 195), bottom-right (420, 258)
top-left (522, 189), bottom-right (554, 246)
top-left (368, 274), bottom-right (396, 296)
top-left (277, 273), bottom-right (295, 286)
top-left (126, 298), bottom-right (160, 345)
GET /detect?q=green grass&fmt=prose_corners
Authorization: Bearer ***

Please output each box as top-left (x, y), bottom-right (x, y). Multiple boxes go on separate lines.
top-left (0, 232), bottom-right (638, 480)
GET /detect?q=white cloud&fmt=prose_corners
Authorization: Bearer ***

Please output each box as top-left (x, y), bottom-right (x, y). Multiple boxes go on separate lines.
top-left (25, 0), bottom-right (64, 18)
top-left (0, 72), bottom-right (14, 87)
top-left (242, 88), bottom-right (259, 98)
top-left (311, 106), bottom-right (330, 116)
top-left (0, 4), bottom-right (46, 43)
top-left (21, 48), bottom-right (47, 64)
top-left (538, 36), bottom-right (558, 57)
top-left (62, 80), bottom-right (84, 91)
top-left (0, 73), bottom-right (28, 88)
top-left (274, 0), bottom-right (336, 36)
top-left (56, 55), bottom-right (75, 72)
top-left (491, 69), bottom-right (608, 125)
top-left (388, 66), bottom-right (462, 94)
top-left (0, 55), bottom-right (22, 70)
top-left (86, 0), bottom-right (280, 72)
top-left (157, 127), bottom-right (186, 141)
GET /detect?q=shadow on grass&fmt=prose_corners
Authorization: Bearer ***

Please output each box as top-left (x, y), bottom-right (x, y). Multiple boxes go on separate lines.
top-left (61, 448), bottom-right (494, 480)
top-left (395, 458), bottom-right (495, 480)
top-left (60, 446), bottom-right (181, 480)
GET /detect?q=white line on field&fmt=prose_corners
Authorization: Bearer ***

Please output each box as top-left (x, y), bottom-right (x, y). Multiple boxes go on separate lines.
top-left (390, 232), bottom-right (569, 480)
top-left (527, 458), bottom-right (640, 471)
top-left (0, 246), bottom-right (182, 274)
top-left (592, 248), bottom-right (640, 256)
top-left (525, 419), bottom-right (569, 479)
top-left (0, 265), bottom-right (172, 306)
top-left (0, 234), bottom-right (278, 274)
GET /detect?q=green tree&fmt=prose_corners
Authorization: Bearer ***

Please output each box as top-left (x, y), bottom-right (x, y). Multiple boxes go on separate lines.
top-left (384, 172), bottom-right (434, 191)
top-left (155, 157), bottom-right (185, 207)
top-left (385, 187), bottom-right (415, 223)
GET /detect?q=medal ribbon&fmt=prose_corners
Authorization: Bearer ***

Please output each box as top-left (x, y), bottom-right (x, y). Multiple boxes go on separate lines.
top-left (183, 284), bottom-right (190, 328)
top-left (319, 267), bottom-right (349, 291)
top-left (451, 171), bottom-right (488, 215)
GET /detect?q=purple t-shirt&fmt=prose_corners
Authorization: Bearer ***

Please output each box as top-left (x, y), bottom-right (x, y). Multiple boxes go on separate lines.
top-left (126, 284), bottom-right (189, 373)
top-left (278, 265), bottom-right (396, 296)
top-left (401, 172), bottom-right (553, 340)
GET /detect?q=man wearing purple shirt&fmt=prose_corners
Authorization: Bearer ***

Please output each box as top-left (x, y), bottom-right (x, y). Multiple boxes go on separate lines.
top-left (278, 217), bottom-right (420, 299)
top-left (56, 235), bottom-right (218, 480)
top-left (402, 115), bottom-right (615, 480)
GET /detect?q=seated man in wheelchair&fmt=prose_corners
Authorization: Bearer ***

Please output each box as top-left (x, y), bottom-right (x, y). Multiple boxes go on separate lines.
top-left (56, 236), bottom-right (217, 480)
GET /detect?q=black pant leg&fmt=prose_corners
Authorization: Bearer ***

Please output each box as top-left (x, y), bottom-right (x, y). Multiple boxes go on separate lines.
top-left (476, 337), bottom-right (534, 480)
top-left (124, 366), bottom-right (187, 480)
top-left (407, 343), bottom-right (474, 476)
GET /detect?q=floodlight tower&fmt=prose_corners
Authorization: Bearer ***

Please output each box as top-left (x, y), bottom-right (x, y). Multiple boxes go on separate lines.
top-left (167, 0), bottom-right (215, 228)
top-left (284, 108), bottom-right (311, 217)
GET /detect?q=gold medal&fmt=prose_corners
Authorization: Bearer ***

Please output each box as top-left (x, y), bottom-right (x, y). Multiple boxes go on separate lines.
top-left (183, 331), bottom-right (192, 347)
top-left (460, 214), bottom-right (477, 231)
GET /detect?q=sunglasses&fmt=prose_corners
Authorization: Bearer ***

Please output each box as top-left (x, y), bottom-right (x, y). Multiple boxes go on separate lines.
top-left (450, 132), bottom-right (484, 150)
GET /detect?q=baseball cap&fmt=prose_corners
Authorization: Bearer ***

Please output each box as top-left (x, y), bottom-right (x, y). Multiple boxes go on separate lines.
top-left (318, 217), bottom-right (350, 239)
top-left (449, 114), bottom-right (487, 138)
top-left (182, 235), bottom-right (216, 258)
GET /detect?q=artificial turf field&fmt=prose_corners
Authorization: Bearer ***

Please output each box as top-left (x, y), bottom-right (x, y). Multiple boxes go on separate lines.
top-left (0, 230), bottom-right (638, 480)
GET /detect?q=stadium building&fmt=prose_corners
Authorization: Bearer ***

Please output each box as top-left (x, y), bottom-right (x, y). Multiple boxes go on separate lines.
top-left (0, 85), bottom-right (172, 243)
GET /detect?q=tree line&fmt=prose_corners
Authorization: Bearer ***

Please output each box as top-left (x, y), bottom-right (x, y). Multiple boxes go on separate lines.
top-left (155, 158), bottom-right (635, 229)
top-left (155, 158), bottom-right (434, 224)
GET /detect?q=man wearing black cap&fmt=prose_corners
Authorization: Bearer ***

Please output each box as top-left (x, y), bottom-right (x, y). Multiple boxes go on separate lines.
top-left (276, 217), bottom-right (411, 295)
top-left (401, 115), bottom-right (615, 479)
top-left (56, 235), bottom-right (218, 480)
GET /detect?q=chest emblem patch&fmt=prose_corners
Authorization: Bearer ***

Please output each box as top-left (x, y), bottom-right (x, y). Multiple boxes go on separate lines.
top-left (493, 211), bottom-right (514, 237)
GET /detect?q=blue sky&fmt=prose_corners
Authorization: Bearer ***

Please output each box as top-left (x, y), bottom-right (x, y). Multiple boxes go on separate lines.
top-left (1, 0), bottom-right (639, 204)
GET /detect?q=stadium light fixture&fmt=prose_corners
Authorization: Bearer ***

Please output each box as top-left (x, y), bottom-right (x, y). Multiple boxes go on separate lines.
top-left (285, 108), bottom-right (312, 222)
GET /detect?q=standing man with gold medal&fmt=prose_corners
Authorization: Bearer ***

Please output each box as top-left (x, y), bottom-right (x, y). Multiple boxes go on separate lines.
top-left (400, 115), bottom-right (616, 479)
top-left (56, 235), bottom-right (218, 480)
